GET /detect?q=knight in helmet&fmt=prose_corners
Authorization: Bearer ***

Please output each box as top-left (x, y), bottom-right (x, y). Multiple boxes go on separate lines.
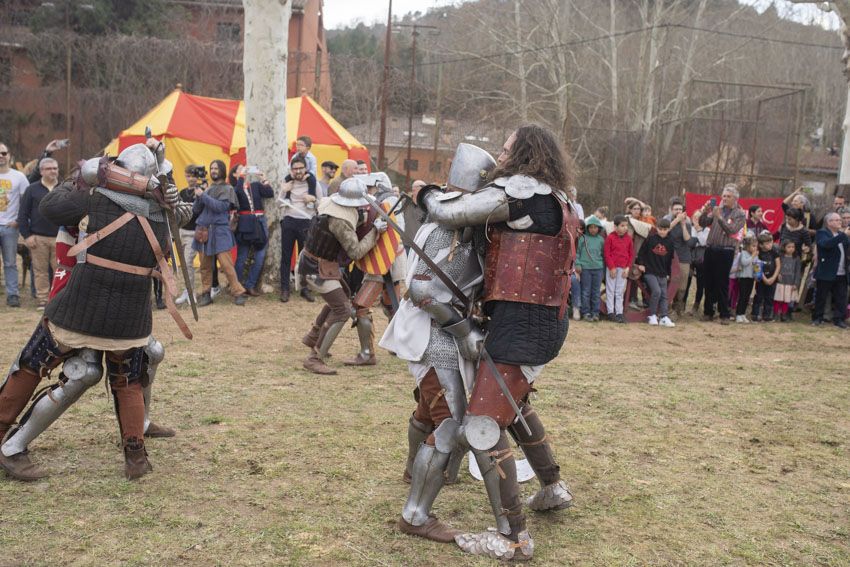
top-left (298, 176), bottom-right (388, 375)
top-left (409, 125), bottom-right (577, 560)
top-left (379, 143), bottom-right (496, 543)
top-left (0, 140), bottom-right (193, 481)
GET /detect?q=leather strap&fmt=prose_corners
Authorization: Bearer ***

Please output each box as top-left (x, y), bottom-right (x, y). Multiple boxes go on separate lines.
top-left (86, 254), bottom-right (154, 277)
top-left (67, 212), bottom-right (135, 257)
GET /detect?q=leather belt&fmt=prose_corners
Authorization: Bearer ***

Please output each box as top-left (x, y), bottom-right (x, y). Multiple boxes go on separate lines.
top-left (238, 211), bottom-right (264, 216)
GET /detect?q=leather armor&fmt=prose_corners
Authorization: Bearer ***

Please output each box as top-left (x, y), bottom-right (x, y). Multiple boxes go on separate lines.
top-left (304, 215), bottom-right (343, 261)
top-left (483, 195), bottom-right (578, 318)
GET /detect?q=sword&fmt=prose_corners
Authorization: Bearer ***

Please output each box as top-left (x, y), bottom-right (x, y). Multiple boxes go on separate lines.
top-left (145, 127), bottom-right (199, 321)
top-left (363, 192), bottom-right (531, 436)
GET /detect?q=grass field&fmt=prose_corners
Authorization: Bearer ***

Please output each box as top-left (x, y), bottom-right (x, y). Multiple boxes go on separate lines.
top-left (0, 292), bottom-right (847, 566)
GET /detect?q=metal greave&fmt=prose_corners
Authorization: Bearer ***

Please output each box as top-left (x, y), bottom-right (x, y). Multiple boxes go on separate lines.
top-left (316, 321), bottom-right (345, 360)
top-left (401, 443), bottom-right (451, 526)
top-left (471, 432), bottom-right (515, 536)
top-left (508, 405), bottom-right (560, 487)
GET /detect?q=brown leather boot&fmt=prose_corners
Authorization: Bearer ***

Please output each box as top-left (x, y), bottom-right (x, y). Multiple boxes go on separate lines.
top-left (124, 437), bottom-right (152, 480)
top-left (144, 422), bottom-right (176, 438)
top-left (303, 353), bottom-right (337, 375)
top-left (0, 450), bottom-right (48, 481)
top-left (343, 352), bottom-right (377, 366)
top-left (397, 516), bottom-right (460, 544)
top-left (302, 326), bottom-right (320, 349)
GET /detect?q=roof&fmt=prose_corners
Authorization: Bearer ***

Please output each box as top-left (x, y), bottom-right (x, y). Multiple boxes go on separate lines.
top-left (348, 115), bottom-right (509, 154)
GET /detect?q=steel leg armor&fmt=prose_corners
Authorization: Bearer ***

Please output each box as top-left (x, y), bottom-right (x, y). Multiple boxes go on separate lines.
top-left (402, 443), bottom-right (452, 526)
top-left (405, 414), bottom-right (431, 483)
top-left (142, 338), bottom-right (165, 433)
top-left (1, 349), bottom-right (103, 457)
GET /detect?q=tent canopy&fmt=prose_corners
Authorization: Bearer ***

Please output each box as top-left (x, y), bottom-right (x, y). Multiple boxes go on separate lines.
top-left (105, 88), bottom-right (369, 188)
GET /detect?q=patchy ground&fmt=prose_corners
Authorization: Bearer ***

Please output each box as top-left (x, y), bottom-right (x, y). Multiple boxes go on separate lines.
top-left (0, 292), bottom-right (848, 566)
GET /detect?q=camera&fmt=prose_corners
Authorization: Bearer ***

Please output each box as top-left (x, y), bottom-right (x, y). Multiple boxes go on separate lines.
top-left (188, 165), bottom-right (207, 180)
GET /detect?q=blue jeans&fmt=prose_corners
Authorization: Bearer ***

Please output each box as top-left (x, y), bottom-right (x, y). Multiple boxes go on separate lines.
top-left (0, 225), bottom-right (19, 297)
top-left (570, 273), bottom-right (580, 312)
top-left (580, 268), bottom-right (603, 316)
top-left (235, 218), bottom-right (268, 290)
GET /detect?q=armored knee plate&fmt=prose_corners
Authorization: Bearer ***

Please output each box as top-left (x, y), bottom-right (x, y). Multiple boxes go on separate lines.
top-left (433, 414), bottom-right (500, 454)
top-left (1, 349), bottom-right (103, 457)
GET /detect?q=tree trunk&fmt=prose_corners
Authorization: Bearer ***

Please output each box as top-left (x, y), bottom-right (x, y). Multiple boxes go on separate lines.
top-left (242, 0), bottom-right (291, 289)
top-left (514, 0), bottom-right (528, 122)
top-left (609, 0), bottom-right (618, 120)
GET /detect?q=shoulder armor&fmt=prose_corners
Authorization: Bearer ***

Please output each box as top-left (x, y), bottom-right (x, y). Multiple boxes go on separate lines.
top-left (493, 175), bottom-right (553, 199)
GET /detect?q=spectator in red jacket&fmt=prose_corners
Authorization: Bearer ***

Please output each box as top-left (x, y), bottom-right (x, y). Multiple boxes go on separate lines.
top-left (604, 215), bottom-right (634, 323)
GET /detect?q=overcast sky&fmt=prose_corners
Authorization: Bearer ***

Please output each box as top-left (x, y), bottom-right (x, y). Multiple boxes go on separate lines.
top-left (321, 0), bottom-right (840, 30)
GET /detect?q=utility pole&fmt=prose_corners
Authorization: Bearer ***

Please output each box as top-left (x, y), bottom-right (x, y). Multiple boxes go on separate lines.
top-left (431, 62), bottom-right (443, 173)
top-left (396, 22), bottom-right (438, 186)
top-left (377, 0), bottom-right (393, 170)
top-left (65, 1), bottom-right (72, 174)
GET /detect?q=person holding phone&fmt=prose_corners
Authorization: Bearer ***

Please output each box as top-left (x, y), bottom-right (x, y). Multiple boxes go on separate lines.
top-left (699, 184), bottom-right (746, 324)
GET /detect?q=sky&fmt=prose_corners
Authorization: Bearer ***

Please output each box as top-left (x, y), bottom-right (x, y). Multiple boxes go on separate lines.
top-left (321, 0), bottom-right (841, 30)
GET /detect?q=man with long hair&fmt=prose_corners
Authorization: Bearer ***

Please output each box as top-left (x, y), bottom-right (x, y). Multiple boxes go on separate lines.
top-left (410, 124), bottom-right (577, 561)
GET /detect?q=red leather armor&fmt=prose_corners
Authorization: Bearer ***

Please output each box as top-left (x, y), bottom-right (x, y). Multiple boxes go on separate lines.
top-left (483, 194), bottom-right (578, 318)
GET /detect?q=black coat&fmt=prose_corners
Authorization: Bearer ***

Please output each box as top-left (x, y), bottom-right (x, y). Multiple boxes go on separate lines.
top-left (41, 184), bottom-right (170, 339)
top-left (483, 193), bottom-right (569, 366)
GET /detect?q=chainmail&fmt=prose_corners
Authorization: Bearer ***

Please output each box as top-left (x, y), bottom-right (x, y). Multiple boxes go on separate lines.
top-left (95, 188), bottom-right (165, 223)
top-left (417, 225), bottom-right (474, 370)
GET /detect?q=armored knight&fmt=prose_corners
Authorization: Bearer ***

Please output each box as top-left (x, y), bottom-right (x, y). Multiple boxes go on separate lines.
top-left (412, 126), bottom-right (577, 561)
top-left (0, 141), bottom-right (192, 481)
top-left (345, 172), bottom-right (408, 366)
top-left (299, 177), bottom-right (387, 375)
top-left (380, 144), bottom-right (495, 543)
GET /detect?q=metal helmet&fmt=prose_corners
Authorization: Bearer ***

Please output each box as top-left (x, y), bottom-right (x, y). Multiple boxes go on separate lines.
top-left (80, 157), bottom-right (102, 187)
top-left (357, 171), bottom-right (392, 192)
top-left (331, 176), bottom-right (369, 207)
top-left (447, 143), bottom-right (496, 193)
top-left (115, 143), bottom-right (157, 177)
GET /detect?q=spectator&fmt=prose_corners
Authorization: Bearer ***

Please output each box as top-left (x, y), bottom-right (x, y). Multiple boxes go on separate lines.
top-left (781, 187), bottom-right (817, 233)
top-left (773, 240), bottom-right (801, 322)
top-left (663, 197), bottom-right (695, 318)
top-left (815, 193), bottom-right (846, 229)
top-left (571, 219), bottom-right (585, 320)
top-left (686, 212), bottom-right (711, 315)
top-left (192, 159), bottom-right (247, 306)
top-left (593, 206), bottom-right (609, 223)
top-left (567, 185), bottom-right (584, 220)
top-left (752, 232), bottom-right (781, 322)
top-left (577, 215), bottom-right (605, 322)
top-left (289, 135), bottom-right (317, 177)
top-left (0, 141), bottom-right (28, 307)
top-left (840, 206), bottom-right (850, 229)
top-left (734, 236), bottom-right (757, 324)
top-left (278, 156), bottom-right (317, 303)
top-left (604, 214), bottom-right (634, 323)
top-left (175, 164), bottom-right (205, 305)
top-left (318, 161), bottom-right (338, 198)
top-left (641, 204), bottom-right (657, 226)
top-left (774, 207), bottom-right (812, 259)
top-left (746, 204), bottom-right (769, 237)
top-left (622, 197), bottom-right (652, 310)
top-left (18, 157), bottom-right (60, 310)
top-left (25, 139), bottom-right (68, 184)
top-left (636, 217), bottom-right (676, 327)
top-left (698, 184), bottom-right (746, 325)
top-left (811, 212), bottom-right (850, 328)
top-left (232, 166), bottom-right (274, 297)
top-left (356, 160), bottom-right (369, 174)
top-left (328, 159), bottom-right (356, 196)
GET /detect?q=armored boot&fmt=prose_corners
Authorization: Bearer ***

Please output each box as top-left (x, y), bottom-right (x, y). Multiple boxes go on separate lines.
top-left (303, 320), bottom-right (345, 375)
top-left (302, 306), bottom-right (331, 349)
top-left (344, 315), bottom-right (376, 366)
top-left (398, 443), bottom-right (460, 543)
top-left (509, 405), bottom-right (573, 512)
top-left (456, 433), bottom-right (533, 561)
top-left (404, 414), bottom-right (432, 483)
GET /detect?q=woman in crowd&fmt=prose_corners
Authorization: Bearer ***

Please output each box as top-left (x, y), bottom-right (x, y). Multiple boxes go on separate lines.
top-left (231, 165), bottom-right (274, 297)
top-left (746, 204), bottom-right (769, 237)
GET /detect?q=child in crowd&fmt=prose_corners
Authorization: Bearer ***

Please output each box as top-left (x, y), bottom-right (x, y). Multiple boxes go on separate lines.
top-left (773, 240), bottom-right (801, 322)
top-left (687, 212), bottom-right (711, 315)
top-left (728, 248), bottom-right (741, 315)
top-left (571, 219), bottom-right (586, 320)
top-left (577, 215), bottom-right (606, 322)
top-left (735, 236), bottom-right (758, 323)
top-left (752, 232), bottom-right (781, 322)
top-left (604, 214), bottom-right (634, 323)
top-left (636, 218), bottom-right (676, 327)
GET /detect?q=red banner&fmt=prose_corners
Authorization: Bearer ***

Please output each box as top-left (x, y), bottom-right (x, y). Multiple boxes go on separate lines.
top-left (685, 192), bottom-right (784, 234)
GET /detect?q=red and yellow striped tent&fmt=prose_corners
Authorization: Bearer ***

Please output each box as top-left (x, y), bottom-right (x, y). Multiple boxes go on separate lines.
top-left (105, 87), bottom-right (369, 189)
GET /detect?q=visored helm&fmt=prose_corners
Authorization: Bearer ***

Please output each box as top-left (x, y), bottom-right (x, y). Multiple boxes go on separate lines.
top-left (331, 176), bottom-right (369, 207)
top-left (115, 143), bottom-right (157, 177)
top-left (447, 143), bottom-right (496, 193)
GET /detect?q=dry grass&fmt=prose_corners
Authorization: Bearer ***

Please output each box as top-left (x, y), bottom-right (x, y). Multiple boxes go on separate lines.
top-left (0, 293), bottom-right (848, 566)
